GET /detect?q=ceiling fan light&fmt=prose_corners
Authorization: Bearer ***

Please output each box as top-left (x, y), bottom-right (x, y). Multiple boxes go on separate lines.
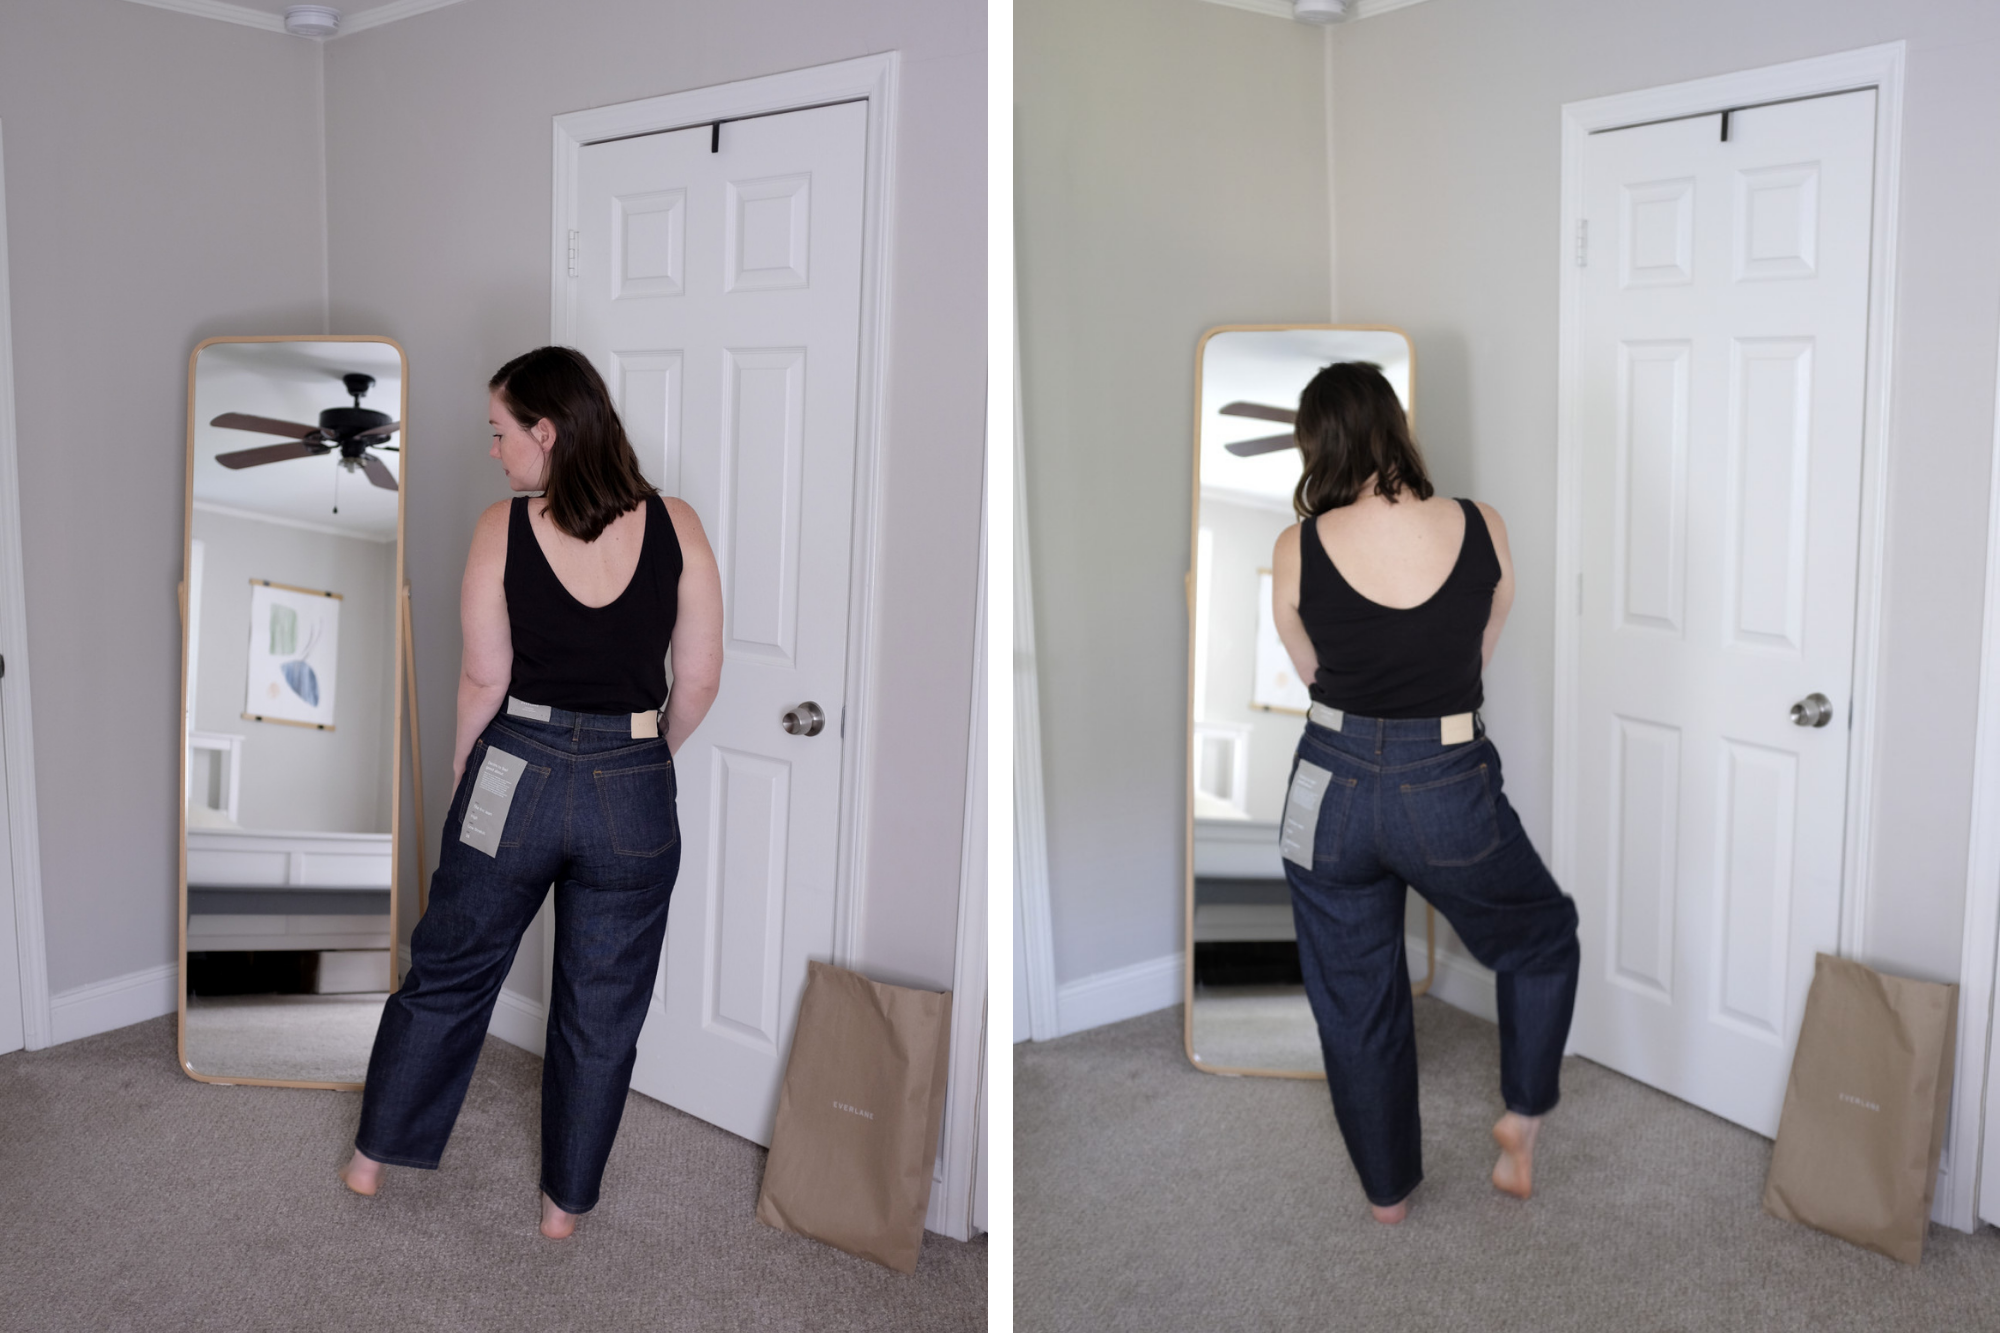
top-left (1292, 0), bottom-right (1348, 23)
top-left (284, 5), bottom-right (341, 38)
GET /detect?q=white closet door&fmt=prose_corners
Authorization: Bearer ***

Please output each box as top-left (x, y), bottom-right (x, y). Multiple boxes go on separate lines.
top-left (1570, 90), bottom-right (1877, 1136)
top-left (571, 101), bottom-right (868, 1145)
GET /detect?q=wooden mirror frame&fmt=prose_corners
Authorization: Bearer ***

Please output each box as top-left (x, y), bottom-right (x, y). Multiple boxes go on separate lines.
top-left (1182, 322), bottom-right (1434, 1081)
top-left (175, 334), bottom-right (410, 1090)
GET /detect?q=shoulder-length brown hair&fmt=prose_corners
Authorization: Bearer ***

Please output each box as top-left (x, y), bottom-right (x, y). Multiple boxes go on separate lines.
top-left (490, 346), bottom-right (656, 542)
top-left (1291, 361), bottom-right (1432, 520)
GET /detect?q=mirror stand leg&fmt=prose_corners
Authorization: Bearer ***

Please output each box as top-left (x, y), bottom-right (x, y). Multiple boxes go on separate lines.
top-left (402, 584), bottom-right (427, 918)
top-left (1411, 900), bottom-right (1437, 998)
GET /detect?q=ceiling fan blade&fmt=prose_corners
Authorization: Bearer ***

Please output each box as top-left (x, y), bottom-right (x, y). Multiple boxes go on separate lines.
top-left (1224, 432), bottom-right (1299, 458)
top-left (210, 412), bottom-right (323, 438)
top-left (1218, 401), bottom-right (1296, 425)
top-left (354, 420), bottom-right (401, 442)
top-left (360, 452), bottom-right (399, 492)
top-left (215, 441), bottom-right (326, 469)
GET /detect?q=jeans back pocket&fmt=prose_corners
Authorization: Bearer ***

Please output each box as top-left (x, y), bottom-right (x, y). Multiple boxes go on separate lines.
top-left (594, 762), bottom-right (679, 857)
top-left (1400, 763), bottom-right (1501, 866)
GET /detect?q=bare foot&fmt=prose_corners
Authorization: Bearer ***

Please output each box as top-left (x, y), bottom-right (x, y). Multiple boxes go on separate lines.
top-left (1370, 1199), bottom-right (1409, 1226)
top-left (540, 1192), bottom-right (578, 1239)
top-left (339, 1148), bottom-right (383, 1197)
top-left (1491, 1112), bottom-right (1542, 1200)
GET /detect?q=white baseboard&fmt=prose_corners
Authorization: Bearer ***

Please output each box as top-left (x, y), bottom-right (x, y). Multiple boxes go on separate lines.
top-left (1411, 935), bottom-right (1498, 1025)
top-left (487, 984), bottom-right (546, 1055)
top-left (49, 962), bottom-right (178, 1045)
top-left (1053, 952), bottom-right (1183, 1037)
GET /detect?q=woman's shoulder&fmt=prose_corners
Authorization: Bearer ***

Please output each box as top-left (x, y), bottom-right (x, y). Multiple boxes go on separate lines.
top-left (1464, 498), bottom-right (1506, 537)
top-left (474, 498), bottom-right (515, 540)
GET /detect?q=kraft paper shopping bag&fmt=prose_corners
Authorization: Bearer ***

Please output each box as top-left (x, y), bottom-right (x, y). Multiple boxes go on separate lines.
top-left (1762, 953), bottom-right (1957, 1265)
top-left (755, 961), bottom-right (954, 1273)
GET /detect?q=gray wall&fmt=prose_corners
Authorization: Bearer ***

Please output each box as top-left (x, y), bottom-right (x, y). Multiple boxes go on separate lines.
top-left (1017, 0), bottom-right (1330, 984)
top-left (321, 0), bottom-right (985, 997)
top-left (0, 0), bottom-right (326, 994)
top-left (189, 509), bottom-right (397, 834)
top-left (1331, 0), bottom-right (2000, 984)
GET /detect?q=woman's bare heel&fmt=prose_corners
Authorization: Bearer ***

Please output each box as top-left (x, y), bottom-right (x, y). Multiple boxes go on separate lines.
top-left (540, 1192), bottom-right (578, 1239)
top-left (1491, 1112), bottom-right (1541, 1200)
top-left (339, 1148), bottom-right (383, 1197)
top-left (1370, 1198), bottom-right (1409, 1226)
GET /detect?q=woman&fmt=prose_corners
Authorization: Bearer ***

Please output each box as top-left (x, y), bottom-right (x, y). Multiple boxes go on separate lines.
top-left (1270, 361), bottom-right (1580, 1226)
top-left (339, 346), bottom-right (724, 1239)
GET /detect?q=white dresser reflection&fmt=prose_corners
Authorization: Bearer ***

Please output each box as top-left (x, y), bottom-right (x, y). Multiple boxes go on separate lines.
top-left (186, 828), bottom-right (392, 954)
top-left (1192, 818), bottom-right (1295, 943)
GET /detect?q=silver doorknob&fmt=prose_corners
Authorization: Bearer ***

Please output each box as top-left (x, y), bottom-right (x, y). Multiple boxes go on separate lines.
top-left (1790, 693), bottom-right (1833, 728)
top-left (781, 701), bottom-right (826, 737)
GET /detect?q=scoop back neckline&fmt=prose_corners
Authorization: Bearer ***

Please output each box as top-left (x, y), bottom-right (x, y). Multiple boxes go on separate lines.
top-left (520, 494), bottom-right (653, 612)
top-left (1310, 497), bottom-right (1471, 613)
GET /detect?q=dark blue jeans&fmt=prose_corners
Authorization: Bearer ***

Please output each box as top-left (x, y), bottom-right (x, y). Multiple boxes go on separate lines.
top-left (355, 707), bottom-right (680, 1214)
top-left (1284, 713), bottom-right (1580, 1207)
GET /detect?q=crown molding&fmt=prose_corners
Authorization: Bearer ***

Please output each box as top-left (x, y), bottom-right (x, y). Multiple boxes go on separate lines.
top-left (1197, 0), bottom-right (1433, 21)
top-left (117, 0), bottom-right (468, 38)
top-left (120, 0), bottom-right (285, 34)
top-left (343, 0), bottom-right (469, 34)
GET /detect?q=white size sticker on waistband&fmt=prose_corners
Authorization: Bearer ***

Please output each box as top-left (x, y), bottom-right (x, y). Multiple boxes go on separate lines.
top-left (506, 696), bottom-right (553, 722)
top-left (1280, 760), bottom-right (1334, 871)
top-left (460, 745), bottom-right (528, 858)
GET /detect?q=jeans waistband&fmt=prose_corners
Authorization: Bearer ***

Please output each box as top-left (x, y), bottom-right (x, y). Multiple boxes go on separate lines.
top-left (505, 695), bottom-right (661, 735)
top-left (1306, 701), bottom-right (1483, 744)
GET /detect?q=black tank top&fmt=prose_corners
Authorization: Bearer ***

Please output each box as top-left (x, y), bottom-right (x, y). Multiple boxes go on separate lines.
top-left (504, 494), bottom-right (682, 714)
top-left (1298, 498), bottom-right (1500, 718)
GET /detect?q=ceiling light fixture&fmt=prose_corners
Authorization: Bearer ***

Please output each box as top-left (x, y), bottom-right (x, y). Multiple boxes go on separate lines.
top-left (1292, 0), bottom-right (1349, 22)
top-left (284, 5), bottom-right (341, 38)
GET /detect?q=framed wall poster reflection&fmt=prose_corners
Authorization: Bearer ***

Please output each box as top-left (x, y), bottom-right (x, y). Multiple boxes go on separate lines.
top-left (242, 579), bottom-right (340, 730)
top-left (1252, 570), bottom-right (1310, 714)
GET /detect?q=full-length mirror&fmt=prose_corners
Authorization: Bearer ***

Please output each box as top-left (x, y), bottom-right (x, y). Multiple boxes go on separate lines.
top-left (1184, 325), bottom-right (1427, 1077)
top-left (179, 336), bottom-right (407, 1088)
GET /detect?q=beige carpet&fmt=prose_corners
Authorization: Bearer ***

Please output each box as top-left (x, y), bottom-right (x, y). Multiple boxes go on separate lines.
top-left (1017, 999), bottom-right (2000, 1332)
top-left (0, 1014), bottom-right (984, 1332)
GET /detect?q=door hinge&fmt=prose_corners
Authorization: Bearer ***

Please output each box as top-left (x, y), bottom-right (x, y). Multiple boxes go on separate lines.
top-left (1575, 219), bottom-right (1588, 268)
top-left (566, 229), bottom-right (579, 279)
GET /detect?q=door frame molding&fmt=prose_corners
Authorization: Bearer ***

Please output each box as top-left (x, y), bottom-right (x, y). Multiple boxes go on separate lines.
top-left (927, 480), bottom-right (989, 1240)
top-left (1551, 35), bottom-right (1910, 1152)
top-left (1962, 321), bottom-right (2000, 1231)
top-left (548, 53), bottom-right (900, 970)
top-left (0, 123), bottom-right (51, 1051)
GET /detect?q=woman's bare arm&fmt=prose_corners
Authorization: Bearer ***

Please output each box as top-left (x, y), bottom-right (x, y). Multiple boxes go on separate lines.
top-left (1476, 501), bottom-right (1515, 670)
top-left (663, 498), bottom-right (723, 754)
top-left (454, 501), bottom-right (514, 784)
top-left (1270, 523), bottom-right (1320, 688)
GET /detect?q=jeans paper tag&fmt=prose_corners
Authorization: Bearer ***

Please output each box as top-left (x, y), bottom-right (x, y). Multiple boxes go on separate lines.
top-left (1281, 760), bottom-right (1334, 871)
top-left (460, 745), bottom-right (528, 857)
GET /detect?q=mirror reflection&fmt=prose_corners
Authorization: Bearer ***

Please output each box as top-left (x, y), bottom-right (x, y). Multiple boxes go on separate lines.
top-left (1187, 326), bottom-right (1416, 1076)
top-left (181, 337), bottom-right (405, 1086)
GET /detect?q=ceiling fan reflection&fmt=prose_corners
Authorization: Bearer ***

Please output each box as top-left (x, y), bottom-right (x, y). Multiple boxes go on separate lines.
top-left (212, 372), bottom-right (400, 492)
top-left (1218, 400), bottom-right (1297, 457)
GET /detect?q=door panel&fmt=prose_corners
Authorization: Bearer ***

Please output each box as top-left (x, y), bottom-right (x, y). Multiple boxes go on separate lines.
top-left (572, 100), bottom-right (867, 1144)
top-left (1571, 90), bottom-right (1876, 1136)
